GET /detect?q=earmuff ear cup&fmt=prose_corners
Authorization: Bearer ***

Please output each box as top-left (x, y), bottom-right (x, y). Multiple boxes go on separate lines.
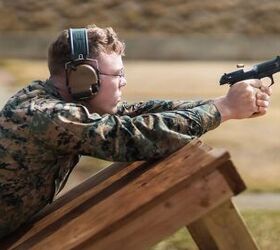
top-left (67, 64), bottom-right (99, 100)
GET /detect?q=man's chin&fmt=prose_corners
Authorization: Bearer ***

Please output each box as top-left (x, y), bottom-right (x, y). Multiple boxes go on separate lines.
top-left (111, 106), bottom-right (118, 114)
top-left (103, 106), bottom-right (118, 115)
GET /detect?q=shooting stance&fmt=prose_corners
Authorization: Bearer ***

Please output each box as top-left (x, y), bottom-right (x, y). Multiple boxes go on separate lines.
top-left (0, 24), bottom-right (272, 238)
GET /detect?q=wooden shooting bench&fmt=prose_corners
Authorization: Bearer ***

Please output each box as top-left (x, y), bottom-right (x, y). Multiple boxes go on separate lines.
top-left (0, 139), bottom-right (259, 250)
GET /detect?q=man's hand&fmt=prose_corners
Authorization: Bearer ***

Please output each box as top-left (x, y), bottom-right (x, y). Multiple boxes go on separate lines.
top-left (213, 79), bottom-right (272, 122)
top-left (254, 84), bottom-right (272, 116)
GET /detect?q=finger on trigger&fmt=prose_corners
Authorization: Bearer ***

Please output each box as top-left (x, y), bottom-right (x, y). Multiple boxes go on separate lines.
top-left (249, 79), bottom-right (262, 88)
top-left (261, 86), bottom-right (272, 96)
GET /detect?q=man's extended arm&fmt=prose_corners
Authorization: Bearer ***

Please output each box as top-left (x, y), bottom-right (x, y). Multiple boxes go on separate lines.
top-left (31, 101), bottom-right (220, 162)
top-left (116, 99), bottom-right (213, 117)
top-left (116, 79), bottom-right (271, 119)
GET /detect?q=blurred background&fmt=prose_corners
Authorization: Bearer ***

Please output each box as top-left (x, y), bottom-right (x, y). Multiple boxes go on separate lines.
top-left (0, 0), bottom-right (279, 249)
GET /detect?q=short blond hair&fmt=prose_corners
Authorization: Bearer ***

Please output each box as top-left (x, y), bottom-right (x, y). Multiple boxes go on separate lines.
top-left (48, 24), bottom-right (125, 75)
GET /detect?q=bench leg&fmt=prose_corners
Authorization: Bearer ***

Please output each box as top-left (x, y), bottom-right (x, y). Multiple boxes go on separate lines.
top-left (186, 199), bottom-right (259, 250)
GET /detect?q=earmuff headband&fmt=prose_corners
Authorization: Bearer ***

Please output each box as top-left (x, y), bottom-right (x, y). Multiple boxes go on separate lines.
top-left (69, 28), bottom-right (89, 61)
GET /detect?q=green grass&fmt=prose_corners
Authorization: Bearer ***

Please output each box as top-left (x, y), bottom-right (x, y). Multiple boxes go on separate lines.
top-left (151, 210), bottom-right (280, 250)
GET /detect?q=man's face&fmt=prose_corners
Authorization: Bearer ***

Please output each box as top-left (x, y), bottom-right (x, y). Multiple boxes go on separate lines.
top-left (86, 52), bottom-right (126, 115)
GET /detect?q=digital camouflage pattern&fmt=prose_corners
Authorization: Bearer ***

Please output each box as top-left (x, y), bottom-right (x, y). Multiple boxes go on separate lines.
top-left (0, 79), bottom-right (221, 238)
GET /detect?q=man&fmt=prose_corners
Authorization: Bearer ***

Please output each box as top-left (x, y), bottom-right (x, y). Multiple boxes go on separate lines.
top-left (0, 24), bottom-right (271, 238)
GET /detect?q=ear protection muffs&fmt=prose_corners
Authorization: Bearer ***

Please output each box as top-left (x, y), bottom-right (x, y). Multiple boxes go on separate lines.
top-left (65, 28), bottom-right (100, 101)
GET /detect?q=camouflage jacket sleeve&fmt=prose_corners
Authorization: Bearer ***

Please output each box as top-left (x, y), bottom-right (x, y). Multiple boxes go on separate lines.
top-left (31, 99), bottom-right (221, 162)
top-left (116, 99), bottom-right (213, 117)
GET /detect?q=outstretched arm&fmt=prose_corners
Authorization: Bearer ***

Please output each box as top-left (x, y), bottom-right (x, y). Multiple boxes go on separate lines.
top-left (116, 99), bottom-right (214, 117)
top-left (31, 101), bottom-right (220, 162)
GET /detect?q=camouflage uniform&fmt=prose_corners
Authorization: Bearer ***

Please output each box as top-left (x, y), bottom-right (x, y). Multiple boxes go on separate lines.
top-left (0, 79), bottom-right (221, 238)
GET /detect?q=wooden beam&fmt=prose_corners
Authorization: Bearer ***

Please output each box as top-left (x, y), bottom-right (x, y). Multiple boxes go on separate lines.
top-left (83, 163), bottom-right (239, 250)
top-left (16, 162), bottom-right (236, 250)
top-left (188, 200), bottom-right (259, 250)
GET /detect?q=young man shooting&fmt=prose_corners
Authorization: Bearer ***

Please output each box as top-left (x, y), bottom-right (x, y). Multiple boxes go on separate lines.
top-left (0, 24), bottom-right (271, 238)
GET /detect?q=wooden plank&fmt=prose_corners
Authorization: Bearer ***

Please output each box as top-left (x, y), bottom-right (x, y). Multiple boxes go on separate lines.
top-left (6, 141), bottom-right (231, 249)
top-left (76, 163), bottom-right (237, 250)
top-left (188, 200), bottom-right (259, 250)
top-left (218, 161), bottom-right (246, 195)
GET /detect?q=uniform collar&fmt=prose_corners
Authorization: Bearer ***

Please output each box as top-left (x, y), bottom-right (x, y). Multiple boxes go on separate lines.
top-left (42, 79), bottom-right (64, 100)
